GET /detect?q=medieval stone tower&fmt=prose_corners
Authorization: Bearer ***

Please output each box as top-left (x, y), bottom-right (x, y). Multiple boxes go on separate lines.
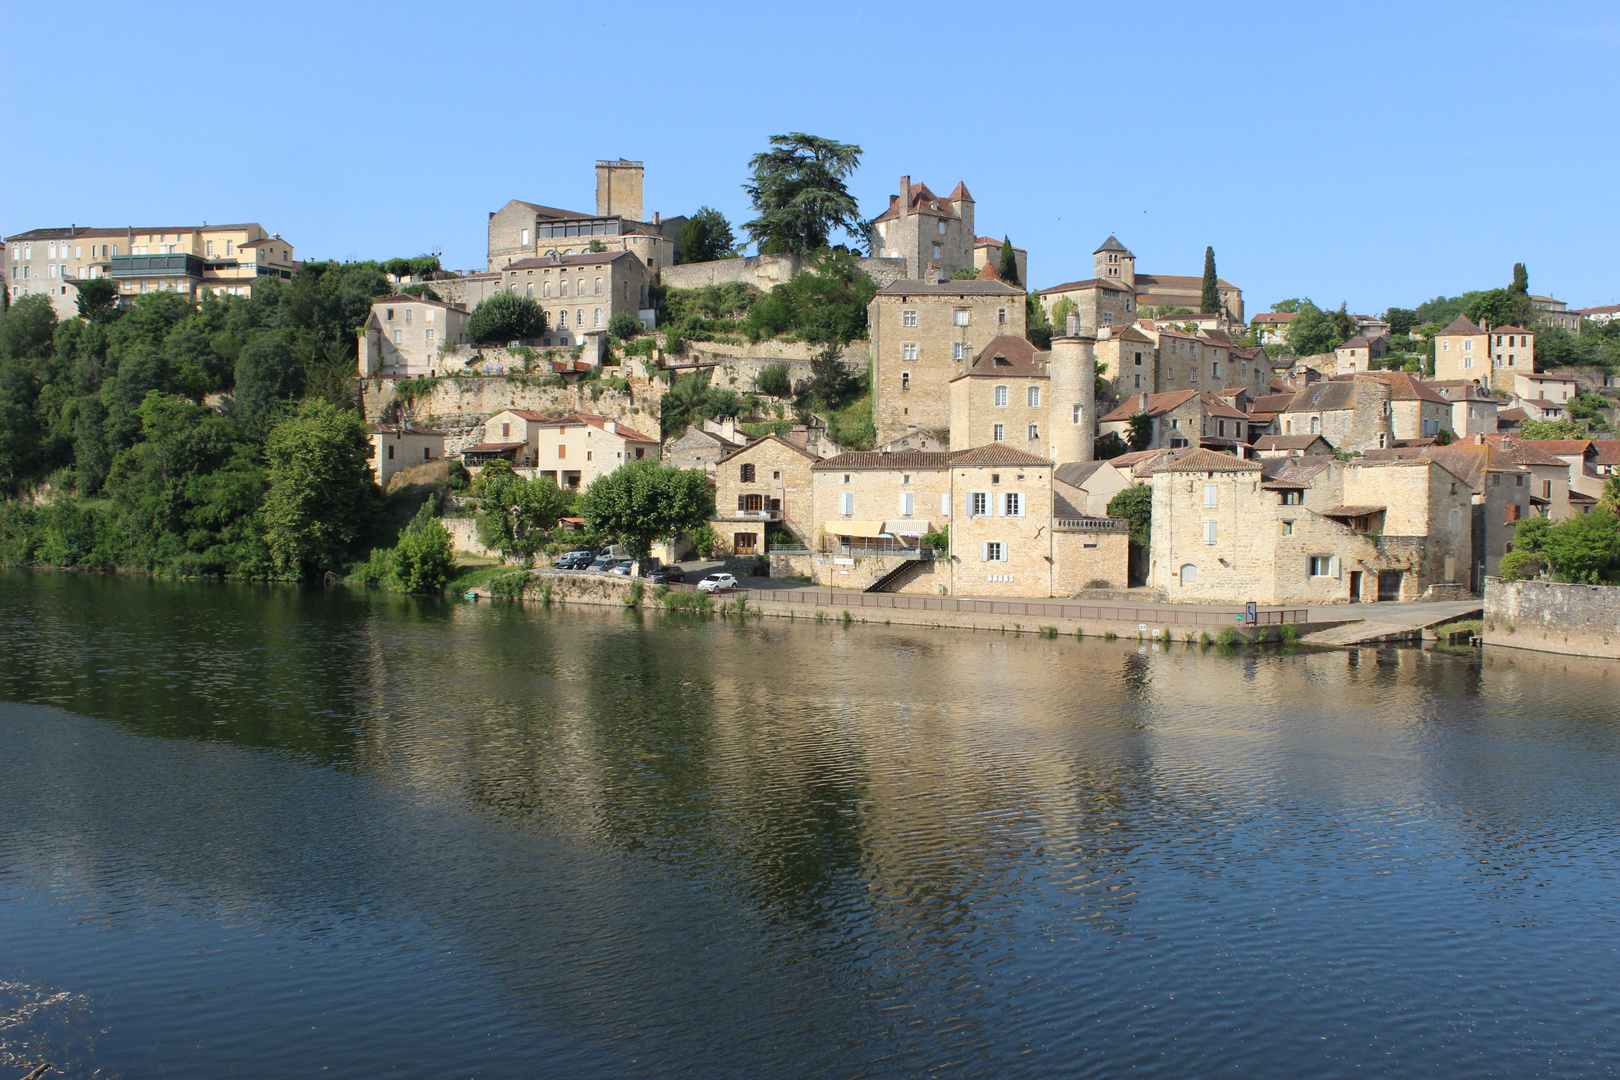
top-left (596, 159), bottom-right (644, 222)
top-left (1048, 313), bottom-right (1096, 465)
top-left (1092, 235), bottom-right (1135, 290)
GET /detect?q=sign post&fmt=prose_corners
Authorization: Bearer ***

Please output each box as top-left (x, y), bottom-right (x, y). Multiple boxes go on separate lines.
top-left (1245, 602), bottom-right (1257, 625)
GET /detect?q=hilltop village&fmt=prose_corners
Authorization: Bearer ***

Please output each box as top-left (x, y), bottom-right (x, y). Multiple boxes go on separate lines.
top-left (5, 150), bottom-right (1620, 612)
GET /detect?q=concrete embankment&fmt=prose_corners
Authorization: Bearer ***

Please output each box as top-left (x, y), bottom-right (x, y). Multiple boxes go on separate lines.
top-left (480, 571), bottom-right (1312, 643)
top-left (1484, 578), bottom-right (1620, 659)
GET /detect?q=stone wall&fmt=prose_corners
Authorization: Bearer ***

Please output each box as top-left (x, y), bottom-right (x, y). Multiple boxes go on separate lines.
top-left (361, 372), bottom-right (660, 458)
top-left (666, 338), bottom-right (867, 396)
top-left (1483, 578), bottom-right (1620, 658)
top-left (658, 253), bottom-right (907, 292)
top-left (443, 516), bottom-right (500, 559)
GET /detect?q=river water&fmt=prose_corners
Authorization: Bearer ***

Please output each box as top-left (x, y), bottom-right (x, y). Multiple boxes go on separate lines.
top-left (0, 571), bottom-right (1617, 1078)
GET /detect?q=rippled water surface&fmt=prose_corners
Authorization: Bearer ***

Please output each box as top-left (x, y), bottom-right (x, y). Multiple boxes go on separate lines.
top-left (1, 571), bottom-right (1618, 1078)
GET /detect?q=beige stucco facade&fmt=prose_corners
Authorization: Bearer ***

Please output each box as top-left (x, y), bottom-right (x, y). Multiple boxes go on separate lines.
top-left (359, 294), bottom-right (471, 377)
top-left (535, 413), bottom-right (658, 490)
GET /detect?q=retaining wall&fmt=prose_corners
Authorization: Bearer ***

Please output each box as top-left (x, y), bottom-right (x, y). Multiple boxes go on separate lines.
top-left (1483, 578), bottom-right (1620, 658)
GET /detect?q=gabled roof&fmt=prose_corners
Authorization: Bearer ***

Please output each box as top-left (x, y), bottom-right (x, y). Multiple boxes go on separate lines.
top-left (1134, 273), bottom-right (1237, 290)
top-left (1254, 434), bottom-right (1332, 451)
top-left (1516, 372), bottom-right (1577, 383)
top-left (1252, 312), bottom-right (1297, 324)
top-left (1248, 393), bottom-right (1298, 416)
top-left (947, 445), bottom-right (1053, 466)
top-left (1515, 439), bottom-right (1594, 456)
top-left (374, 292), bottom-right (464, 311)
top-left (1490, 325), bottom-right (1532, 334)
top-left (1337, 336), bottom-right (1373, 349)
top-left (538, 412), bottom-right (657, 442)
top-left (1098, 389), bottom-right (1200, 423)
top-left (1438, 314), bottom-right (1485, 337)
top-left (1150, 448), bottom-right (1262, 473)
top-left (1362, 442), bottom-right (1529, 491)
top-left (1482, 436), bottom-right (1574, 467)
top-left (814, 450), bottom-right (951, 471)
top-left (972, 235), bottom-right (1023, 250)
top-left (1589, 441), bottom-right (1620, 464)
top-left (1573, 303), bottom-right (1620, 316)
top-left (876, 279), bottom-right (1022, 297)
top-left (949, 180), bottom-right (974, 202)
top-left (1094, 234), bottom-right (1133, 256)
top-left (1333, 371), bottom-right (1450, 404)
top-left (1112, 325), bottom-right (1155, 343)
top-left (1039, 277), bottom-right (1127, 294)
top-left (1054, 460), bottom-right (1111, 488)
top-left (510, 200), bottom-right (594, 221)
top-left (504, 251), bottom-right (634, 269)
top-left (871, 181), bottom-right (965, 223)
top-left (490, 407), bottom-right (550, 421)
top-left (715, 433), bottom-right (819, 466)
top-left (1497, 407), bottom-right (1528, 424)
top-left (956, 335), bottom-right (1049, 379)
top-left (1284, 381), bottom-right (1359, 413)
top-left (369, 422), bottom-right (446, 436)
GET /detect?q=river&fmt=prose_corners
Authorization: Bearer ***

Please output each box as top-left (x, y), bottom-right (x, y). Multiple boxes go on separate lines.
top-left (1, 570), bottom-right (1617, 1078)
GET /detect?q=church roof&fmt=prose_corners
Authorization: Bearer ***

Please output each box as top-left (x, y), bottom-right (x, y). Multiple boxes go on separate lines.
top-left (1093, 234), bottom-right (1132, 256)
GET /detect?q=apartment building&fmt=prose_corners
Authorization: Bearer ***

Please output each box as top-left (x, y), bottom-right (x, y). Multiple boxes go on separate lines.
top-left (499, 250), bottom-right (653, 346)
top-left (359, 295), bottom-right (471, 377)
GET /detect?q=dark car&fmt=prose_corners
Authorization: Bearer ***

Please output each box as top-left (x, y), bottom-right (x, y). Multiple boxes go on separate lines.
top-left (641, 565), bottom-right (686, 584)
top-left (555, 550), bottom-right (595, 570)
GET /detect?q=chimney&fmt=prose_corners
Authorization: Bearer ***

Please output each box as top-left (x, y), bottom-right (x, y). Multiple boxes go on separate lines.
top-left (1139, 391), bottom-right (1150, 413)
top-left (925, 259), bottom-right (939, 282)
top-left (1066, 312), bottom-right (1080, 337)
top-left (605, 420), bottom-right (617, 434)
top-left (653, 211), bottom-right (660, 227)
top-left (899, 176), bottom-right (910, 215)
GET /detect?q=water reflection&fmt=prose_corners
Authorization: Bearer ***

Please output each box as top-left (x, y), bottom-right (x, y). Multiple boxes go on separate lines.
top-left (1, 570), bottom-right (1618, 1078)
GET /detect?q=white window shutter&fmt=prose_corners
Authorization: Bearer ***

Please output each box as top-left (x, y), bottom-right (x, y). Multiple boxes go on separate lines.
top-left (994, 495), bottom-right (1004, 517)
top-left (1330, 556), bottom-right (1341, 579)
top-left (980, 542), bottom-right (989, 562)
top-left (941, 493), bottom-right (949, 517)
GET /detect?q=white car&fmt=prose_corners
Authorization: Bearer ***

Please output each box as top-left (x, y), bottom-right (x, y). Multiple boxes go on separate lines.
top-left (696, 572), bottom-right (738, 592)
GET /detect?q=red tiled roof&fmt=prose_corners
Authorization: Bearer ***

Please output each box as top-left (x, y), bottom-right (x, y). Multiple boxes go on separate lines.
top-left (1040, 277), bottom-right (1127, 294)
top-left (715, 434), bottom-right (819, 465)
top-left (539, 412), bottom-right (657, 442)
top-left (1438, 315), bottom-right (1485, 337)
top-left (1099, 389), bottom-right (1200, 422)
top-left (1150, 447), bottom-right (1262, 473)
top-left (504, 251), bottom-right (633, 269)
top-left (1252, 312), bottom-right (1297, 324)
top-left (947, 445), bottom-right (1053, 466)
top-left (955, 335), bottom-right (1049, 379)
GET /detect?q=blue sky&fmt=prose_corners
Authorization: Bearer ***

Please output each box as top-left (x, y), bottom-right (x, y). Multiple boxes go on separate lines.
top-left (3, 1), bottom-right (1616, 315)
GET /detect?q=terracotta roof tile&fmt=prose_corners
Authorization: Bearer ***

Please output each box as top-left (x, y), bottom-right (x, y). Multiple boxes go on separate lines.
top-left (1149, 447), bottom-right (1262, 473)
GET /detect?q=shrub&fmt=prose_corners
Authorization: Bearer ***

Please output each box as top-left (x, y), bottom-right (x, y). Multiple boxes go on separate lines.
top-left (488, 571), bottom-right (530, 599)
top-left (690, 524), bottom-right (717, 559)
top-left (756, 364), bottom-right (792, 397)
top-left (468, 292), bottom-right (547, 343)
top-left (608, 312), bottom-right (643, 340)
top-left (1216, 626), bottom-right (1239, 646)
top-left (1278, 623), bottom-right (1301, 643)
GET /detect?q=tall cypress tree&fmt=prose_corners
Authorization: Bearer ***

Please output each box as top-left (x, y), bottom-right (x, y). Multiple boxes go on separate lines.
top-left (998, 236), bottom-right (1021, 287)
top-left (1200, 247), bottom-right (1219, 314)
top-left (1511, 263), bottom-right (1529, 295)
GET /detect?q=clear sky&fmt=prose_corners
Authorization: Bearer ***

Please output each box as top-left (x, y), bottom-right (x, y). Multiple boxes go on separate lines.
top-left (3, 1), bottom-right (1616, 315)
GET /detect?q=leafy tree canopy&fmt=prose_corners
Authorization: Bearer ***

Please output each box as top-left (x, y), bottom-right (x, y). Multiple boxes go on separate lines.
top-left (262, 399), bottom-right (380, 579)
top-left (475, 472), bottom-right (569, 558)
top-left (675, 207), bottom-right (737, 264)
top-left (1539, 510), bottom-right (1620, 583)
top-left (1107, 484), bottom-right (1152, 549)
top-left (743, 251), bottom-right (875, 345)
top-left (1385, 307), bottom-right (1419, 336)
top-left (74, 278), bottom-right (121, 323)
top-left (1126, 412), bottom-right (1154, 451)
top-left (1284, 300), bottom-right (1343, 356)
top-left (742, 133), bottom-right (864, 256)
top-left (468, 291), bottom-right (547, 343)
top-left (1519, 417), bottom-right (1591, 440)
top-left (1270, 299), bottom-right (1304, 314)
top-left (576, 458), bottom-right (714, 559)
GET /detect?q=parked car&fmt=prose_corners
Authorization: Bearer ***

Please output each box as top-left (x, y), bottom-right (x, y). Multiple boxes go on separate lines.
top-left (642, 565), bottom-right (686, 584)
top-left (555, 550), bottom-right (595, 570)
top-left (696, 572), bottom-right (738, 592)
top-left (587, 555), bottom-right (616, 572)
top-left (605, 561), bottom-right (633, 576)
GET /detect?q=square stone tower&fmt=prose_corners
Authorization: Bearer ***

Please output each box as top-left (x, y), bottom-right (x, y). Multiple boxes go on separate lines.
top-left (596, 159), bottom-right (644, 222)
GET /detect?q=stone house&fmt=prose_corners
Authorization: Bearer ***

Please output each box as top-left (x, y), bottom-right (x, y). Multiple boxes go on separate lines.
top-left (461, 408), bottom-right (550, 470)
top-left (1094, 324), bottom-right (1159, 399)
top-left (1434, 315), bottom-right (1489, 383)
top-left (1047, 235), bottom-right (1245, 326)
top-left (948, 335), bottom-right (1050, 456)
top-left (1331, 371), bottom-right (1452, 441)
top-left (808, 445), bottom-right (1127, 598)
top-left (485, 159), bottom-right (682, 278)
top-left (1038, 275), bottom-right (1136, 333)
top-left (1482, 436), bottom-right (1573, 520)
top-left (358, 294), bottom-right (470, 378)
top-left (1517, 439), bottom-right (1609, 503)
top-left (1428, 380), bottom-right (1500, 438)
top-left (1332, 335), bottom-right (1388, 373)
top-left (369, 423), bottom-right (445, 489)
top-left (866, 176), bottom-right (976, 279)
top-left (532, 412), bottom-right (659, 491)
top-left (869, 278), bottom-right (1026, 444)
top-left (1530, 296), bottom-right (1582, 333)
top-left (1053, 460), bottom-right (1134, 516)
top-left (710, 435), bottom-right (822, 557)
top-left (1251, 311), bottom-right (1296, 345)
top-left (662, 423), bottom-right (743, 476)
top-left (971, 236), bottom-right (1027, 286)
top-left (1253, 434), bottom-right (1334, 458)
top-left (1098, 390), bottom-right (1249, 451)
top-left (1277, 378), bottom-right (1394, 452)
top-left (1488, 326), bottom-right (1536, 389)
top-left (1512, 371), bottom-right (1577, 403)
top-left (499, 250), bottom-right (653, 346)
top-left (1147, 449), bottom-right (1472, 604)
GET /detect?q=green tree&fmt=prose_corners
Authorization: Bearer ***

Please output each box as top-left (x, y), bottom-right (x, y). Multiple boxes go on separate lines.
top-left (1285, 301), bottom-right (1341, 356)
top-left (741, 133), bottom-right (864, 255)
top-left (73, 278), bottom-right (121, 323)
top-left (1540, 510), bottom-right (1620, 582)
top-left (1464, 287), bottom-right (1535, 332)
top-left (1027, 291), bottom-right (1054, 349)
top-left (998, 236), bottom-right (1021, 288)
top-left (1095, 431), bottom-right (1129, 459)
top-left (391, 501), bottom-right (455, 592)
top-left (1599, 474), bottom-right (1620, 512)
top-left (1200, 247), bottom-right (1219, 314)
top-left (742, 251), bottom-right (875, 345)
top-left (1126, 412), bottom-right (1153, 451)
top-left (1519, 417), bottom-right (1589, 440)
top-left (476, 472), bottom-right (569, 558)
top-left (1271, 298), bottom-right (1304, 314)
top-left (468, 291), bottom-right (547, 343)
top-left (1511, 263), bottom-right (1529, 295)
top-left (1385, 307), bottom-right (1418, 336)
top-left (234, 334), bottom-right (303, 440)
top-left (1107, 484), bottom-right (1152, 550)
top-left (756, 364), bottom-right (792, 397)
top-left (576, 458), bottom-right (714, 559)
top-left (1512, 514), bottom-right (1552, 553)
top-left (0, 294), bottom-right (58, 362)
top-left (262, 400), bottom-right (379, 579)
top-left (675, 206), bottom-right (737, 264)
top-left (1327, 302), bottom-right (1356, 342)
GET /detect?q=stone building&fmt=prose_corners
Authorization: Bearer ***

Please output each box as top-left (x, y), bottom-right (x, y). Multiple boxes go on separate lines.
top-left (1094, 325), bottom-right (1159, 399)
top-left (866, 177), bottom-right (976, 279)
top-left (1481, 436), bottom-right (1573, 520)
top-left (499, 250), bottom-right (652, 346)
top-left (1327, 371), bottom-right (1452, 441)
top-left (1332, 335), bottom-right (1388, 373)
top-left (1276, 378), bottom-right (1394, 452)
top-left (971, 236), bottom-right (1027, 286)
top-left (662, 423), bottom-right (744, 476)
top-left (1040, 236), bottom-right (1245, 328)
top-left (368, 422), bottom-right (445, 489)
top-left (709, 435), bottom-right (823, 557)
top-left (1098, 390), bottom-right (1250, 452)
top-left (808, 445), bottom-right (1127, 598)
top-left (869, 278), bottom-right (1026, 444)
top-left (485, 159), bottom-right (683, 279)
top-left (1433, 315), bottom-right (1533, 392)
top-left (358, 294), bottom-right (470, 377)
top-left (1428, 380), bottom-right (1500, 438)
top-left (460, 408), bottom-right (550, 470)
top-left (6, 222), bottom-right (295, 319)
top-left (1146, 449), bottom-right (1473, 604)
top-left (531, 413), bottom-right (659, 491)
top-left (1053, 460), bottom-right (1134, 516)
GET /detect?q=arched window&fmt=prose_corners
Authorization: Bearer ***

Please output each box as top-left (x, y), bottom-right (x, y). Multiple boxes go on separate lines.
top-left (1180, 564), bottom-right (1198, 585)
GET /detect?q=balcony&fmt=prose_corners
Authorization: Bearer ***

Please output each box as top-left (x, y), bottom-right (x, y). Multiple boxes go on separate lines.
top-left (719, 508), bottom-right (782, 522)
top-left (1054, 516), bottom-right (1130, 533)
top-left (110, 253), bottom-right (204, 280)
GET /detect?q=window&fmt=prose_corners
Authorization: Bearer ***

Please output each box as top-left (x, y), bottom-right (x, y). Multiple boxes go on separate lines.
top-left (386, 444), bottom-right (395, 460)
top-left (1280, 490), bottom-right (1302, 505)
top-left (1134, 351), bottom-right (1143, 366)
top-left (1179, 563), bottom-right (1198, 584)
top-left (1028, 386), bottom-right (1040, 408)
top-left (558, 444), bottom-right (567, 459)
top-left (1308, 556), bottom-right (1336, 577)
top-left (393, 330), bottom-right (402, 343)
top-left (994, 386), bottom-right (1009, 407)
top-left (558, 310), bottom-right (567, 328)
top-left (1203, 520), bottom-right (1218, 545)
top-left (902, 342), bottom-right (918, 361)
top-left (1203, 483), bottom-right (1218, 508)
top-left (841, 492), bottom-right (854, 516)
top-left (953, 342), bottom-right (967, 360)
top-left (206, 240), bottom-right (213, 256)
top-left (1073, 403), bottom-right (1084, 424)
top-left (902, 309), bottom-right (917, 327)
top-left (900, 492), bottom-right (914, 516)
top-left (595, 277), bottom-right (603, 295)
top-left (982, 542), bottom-right (1006, 562)
top-left (1004, 493), bottom-right (1024, 517)
top-left (521, 228), bottom-right (530, 246)
top-left (1310, 416), bottom-right (1321, 434)
top-left (1134, 373), bottom-right (1142, 388)
top-left (998, 308), bottom-right (1007, 325)
top-left (425, 329), bottom-right (435, 340)
top-left (954, 309), bottom-right (970, 326)
top-left (594, 308), bottom-right (603, 327)
top-left (1212, 361), bottom-right (1220, 378)
top-left (740, 463), bottom-right (755, 482)
top-left (560, 280), bottom-right (569, 297)
top-left (1028, 422), bottom-right (1040, 441)
top-left (501, 423), bottom-right (511, 437)
top-left (937, 221), bottom-right (946, 235)
top-left (970, 492), bottom-right (988, 516)
top-left (1281, 520), bottom-right (1294, 536)
top-left (933, 243), bottom-right (942, 261)
top-left (993, 423), bottom-right (1005, 442)
top-left (901, 372), bottom-right (910, 391)
top-left (941, 493), bottom-right (950, 517)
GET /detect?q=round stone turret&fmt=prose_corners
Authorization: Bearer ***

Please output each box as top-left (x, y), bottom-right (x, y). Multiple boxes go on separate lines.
top-left (1048, 312), bottom-right (1096, 464)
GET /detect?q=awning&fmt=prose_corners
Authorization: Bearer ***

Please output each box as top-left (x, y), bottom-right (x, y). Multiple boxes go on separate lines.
top-left (834, 520), bottom-right (889, 539)
top-left (885, 521), bottom-right (933, 537)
